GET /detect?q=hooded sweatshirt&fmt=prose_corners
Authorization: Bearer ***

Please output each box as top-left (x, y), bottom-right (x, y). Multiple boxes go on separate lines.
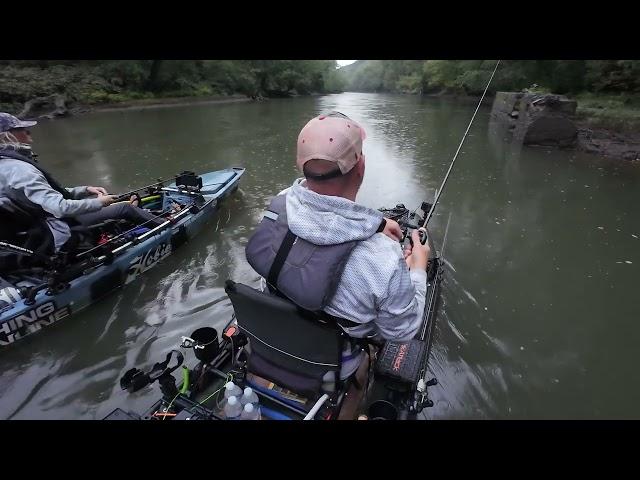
top-left (279, 178), bottom-right (427, 377)
top-left (0, 149), bottom-right (103, 250)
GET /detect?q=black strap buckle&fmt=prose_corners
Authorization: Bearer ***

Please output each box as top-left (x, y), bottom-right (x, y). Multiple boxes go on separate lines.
top-left (120, 350), bottom-right (184, 392)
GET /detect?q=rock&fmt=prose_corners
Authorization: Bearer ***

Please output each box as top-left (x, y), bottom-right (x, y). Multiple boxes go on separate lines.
top-left (529, 94), bottom-right (577, 115)
top-left (491, 92), bottom-right (578, 148)
top-left (517, 113), bottom-right (577, 148)
top-left (576, 124), bottom-right (640, 161)
top-left (18, 93), bottom-right (71, 120)
top-left (493, 92), bottom-right (640, 161)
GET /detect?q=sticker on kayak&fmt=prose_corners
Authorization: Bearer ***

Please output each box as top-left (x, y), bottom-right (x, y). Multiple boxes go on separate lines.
top-left (125, 242), bottom-right (172, 284)
top-left (0, 301), bottom-right (71, 347)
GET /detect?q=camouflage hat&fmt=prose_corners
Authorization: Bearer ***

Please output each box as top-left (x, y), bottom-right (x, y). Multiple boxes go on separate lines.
top-left (0, 113), bottom-right (37, 133)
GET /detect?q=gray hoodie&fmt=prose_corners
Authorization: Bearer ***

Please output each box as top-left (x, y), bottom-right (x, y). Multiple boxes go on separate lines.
top-left (0, 156), bottom-right (103, 250)
top-left (281, 179), bottom-right (427, 377)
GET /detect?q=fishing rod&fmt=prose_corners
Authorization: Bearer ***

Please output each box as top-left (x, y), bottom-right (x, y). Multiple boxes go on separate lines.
top-left (422, 60), bottom-right (501, 229)
top-left (75, 203), bottom-right (193, 258)
top-left (111, 175), bottom-right (179, 203)
top-left (0, 241), bottom-right (37, 256)
top-left (0, 241), bottom-right (55, 265)
top-left (407, 62), bottom-right (501, 413)
top-left (0, 241), bottom-right (101, 304)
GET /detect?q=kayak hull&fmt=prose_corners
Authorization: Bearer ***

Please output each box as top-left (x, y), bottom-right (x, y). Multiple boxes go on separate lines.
top-left (0, 167), bottom-right (245, 349)
top-left (105, 234), bottom-right (443, 421)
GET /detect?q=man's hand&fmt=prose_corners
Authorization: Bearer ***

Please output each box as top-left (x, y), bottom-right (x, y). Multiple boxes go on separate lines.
top-left (404, 229), bottom-right (430, 271)
top-left (98, 195), bottom-right (118, 207)
top-left (382, 217), bottom-right (403, 242)
top-left (87, 186), bottom-right (108, 196)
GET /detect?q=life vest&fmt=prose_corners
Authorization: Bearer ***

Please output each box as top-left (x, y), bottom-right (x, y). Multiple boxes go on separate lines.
top-left (245, 194), bottom-right (359, 313)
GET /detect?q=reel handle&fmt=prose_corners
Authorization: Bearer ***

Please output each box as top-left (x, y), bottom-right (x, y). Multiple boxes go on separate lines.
top-left (402, 227), bottom-right (428, 250)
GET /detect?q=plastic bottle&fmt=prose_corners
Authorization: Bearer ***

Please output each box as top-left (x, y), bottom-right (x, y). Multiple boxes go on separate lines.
top-left (223, 381), bottom-right (243, 401)
top-left (240, 402), bottom-right (261, 420)
top-left (224, 396), bottom-right (242, 420)
top-left (239, 387), bottom-right (259, 407)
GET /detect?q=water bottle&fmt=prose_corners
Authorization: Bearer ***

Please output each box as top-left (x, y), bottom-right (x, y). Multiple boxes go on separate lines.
top-left (240, 402), bottom-right (261, 420)
top-left (239, 387), bottom-right (259, 407)
top-left (223, 381), bottom-right (243, 401)
top-left (224, 396), bottom-right (242, 420)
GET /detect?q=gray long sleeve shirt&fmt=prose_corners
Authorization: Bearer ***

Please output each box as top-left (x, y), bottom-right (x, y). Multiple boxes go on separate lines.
top-left (0, 157), bottom-right (103, 250)
top-left (276, 179), bottom-right (427, 378)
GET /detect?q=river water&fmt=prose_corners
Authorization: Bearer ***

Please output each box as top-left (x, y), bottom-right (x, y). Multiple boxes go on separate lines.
top-left (1, 92), bottom-right (639, 419)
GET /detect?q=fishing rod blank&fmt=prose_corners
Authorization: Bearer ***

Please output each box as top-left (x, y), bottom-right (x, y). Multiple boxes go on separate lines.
top-left (0, 241), bottom-right (55, 264)
top-left (112, 175), bottom-right (178, 202)
top-left (76, 204), bottom-right (187, 258)
top-left (0, 241), bottom-right (36, 256)
top-left (423, 60), bottom-right (501, 228)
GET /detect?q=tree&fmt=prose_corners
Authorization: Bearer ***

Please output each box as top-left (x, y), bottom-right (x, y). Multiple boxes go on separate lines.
top-left (146, 60), bottom-right (163, 91)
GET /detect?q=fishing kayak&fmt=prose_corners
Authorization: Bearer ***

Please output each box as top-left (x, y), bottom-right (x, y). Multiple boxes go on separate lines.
top-left (105, 200), bottom-right (443, 421)
top-left (0, 167), bottom-right (245, 349)
top-left (103, 62), bottom-right (498, 421)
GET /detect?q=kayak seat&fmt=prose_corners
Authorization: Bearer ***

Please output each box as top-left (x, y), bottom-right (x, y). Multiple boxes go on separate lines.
top-left (225, 280), bottom-right (344, 401)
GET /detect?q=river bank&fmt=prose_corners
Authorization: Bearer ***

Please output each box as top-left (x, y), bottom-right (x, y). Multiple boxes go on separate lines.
top-left (6, 84), bottom-right (640, 163)
top-left (86, 94), bottom-right (253, 113)
top-left (490, 91), bottom-right (640, 162)
top-left (421, 90), bottom-right (640, 162)
top-left (7, 93), bottom-right (258, 120)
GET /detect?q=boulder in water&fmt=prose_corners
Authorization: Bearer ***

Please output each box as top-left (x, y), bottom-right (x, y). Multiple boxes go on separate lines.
top-left (491, 92), bottom-right (578, 148)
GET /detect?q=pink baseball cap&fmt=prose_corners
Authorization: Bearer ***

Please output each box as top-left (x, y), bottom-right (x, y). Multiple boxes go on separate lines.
top-left (296, 111), bottom-right (367, 178)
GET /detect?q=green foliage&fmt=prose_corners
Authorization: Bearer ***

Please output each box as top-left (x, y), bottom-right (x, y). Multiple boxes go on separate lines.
top-left (335, 60), bottom-right (640, 132)
top-left (340, 60), bottom-right (640, 97)
top-left (323, 67), bottom-right (345, 93)
top-left (396, 73), bottom-right (423, 94)
top-left (0, 64), bottom-right (112, 109)
top-left (93, 61), bottom-right (150, 89)
top-left (522, 84), bottom-right (551, 94)
top-left (0, 60), bottom-right (344, 113)
top-left (574, 92), bottom-right (640, 132)
top-left (585, 60), bottom-right (640, 93)
top-left (3, 60), bottom-right (638, 133)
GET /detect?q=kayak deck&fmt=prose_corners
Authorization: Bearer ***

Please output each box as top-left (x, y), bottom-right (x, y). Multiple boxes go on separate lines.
top-left (0, 167), bottom-right (245, 349)
top-left (103, 198), bottom-right (443, 420)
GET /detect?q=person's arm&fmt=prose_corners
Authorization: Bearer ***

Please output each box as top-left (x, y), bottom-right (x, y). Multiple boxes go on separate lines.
top-left (375, 229), bottom-right (430, 341)
top-left (374, 260), bottom-right (426, 341)
top-left (66, 186), bottom-right (108, 199)
top-left (379, 217), bottom-right (403, 241)
top-left (10, 165), bottom-right (110, 218)
top-left (66, 186), bottom-right (90, 199)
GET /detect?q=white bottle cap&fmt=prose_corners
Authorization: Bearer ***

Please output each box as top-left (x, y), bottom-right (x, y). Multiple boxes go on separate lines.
top-left (244, 403), bottom-right (254, 413)
top-left (244, 387), bottom-right (253, 396)
top-left (228, 396), bottom-right (238, 405)
top-left (225, 382), bottom-right (235, 391)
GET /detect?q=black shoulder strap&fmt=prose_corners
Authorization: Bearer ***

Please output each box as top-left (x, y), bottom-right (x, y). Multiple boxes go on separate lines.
top-left (266, 228), bottom-right (297, 292)
top-left (263, 205), bottom-right (362, 334)
top-left (0, 149), bottom-right (74, 200)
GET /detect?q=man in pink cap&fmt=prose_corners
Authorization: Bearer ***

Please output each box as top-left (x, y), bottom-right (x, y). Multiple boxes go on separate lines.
top-left (245, 111), bottom-right (429, 416)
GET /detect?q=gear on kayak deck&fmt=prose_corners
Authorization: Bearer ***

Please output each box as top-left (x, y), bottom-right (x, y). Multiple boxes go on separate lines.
top-left (104, 62), bottom-right (501, 420)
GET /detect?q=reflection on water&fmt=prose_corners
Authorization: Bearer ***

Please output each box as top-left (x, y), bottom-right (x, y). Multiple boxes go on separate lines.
top-left (1, 93), bottom-right (639, 419)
